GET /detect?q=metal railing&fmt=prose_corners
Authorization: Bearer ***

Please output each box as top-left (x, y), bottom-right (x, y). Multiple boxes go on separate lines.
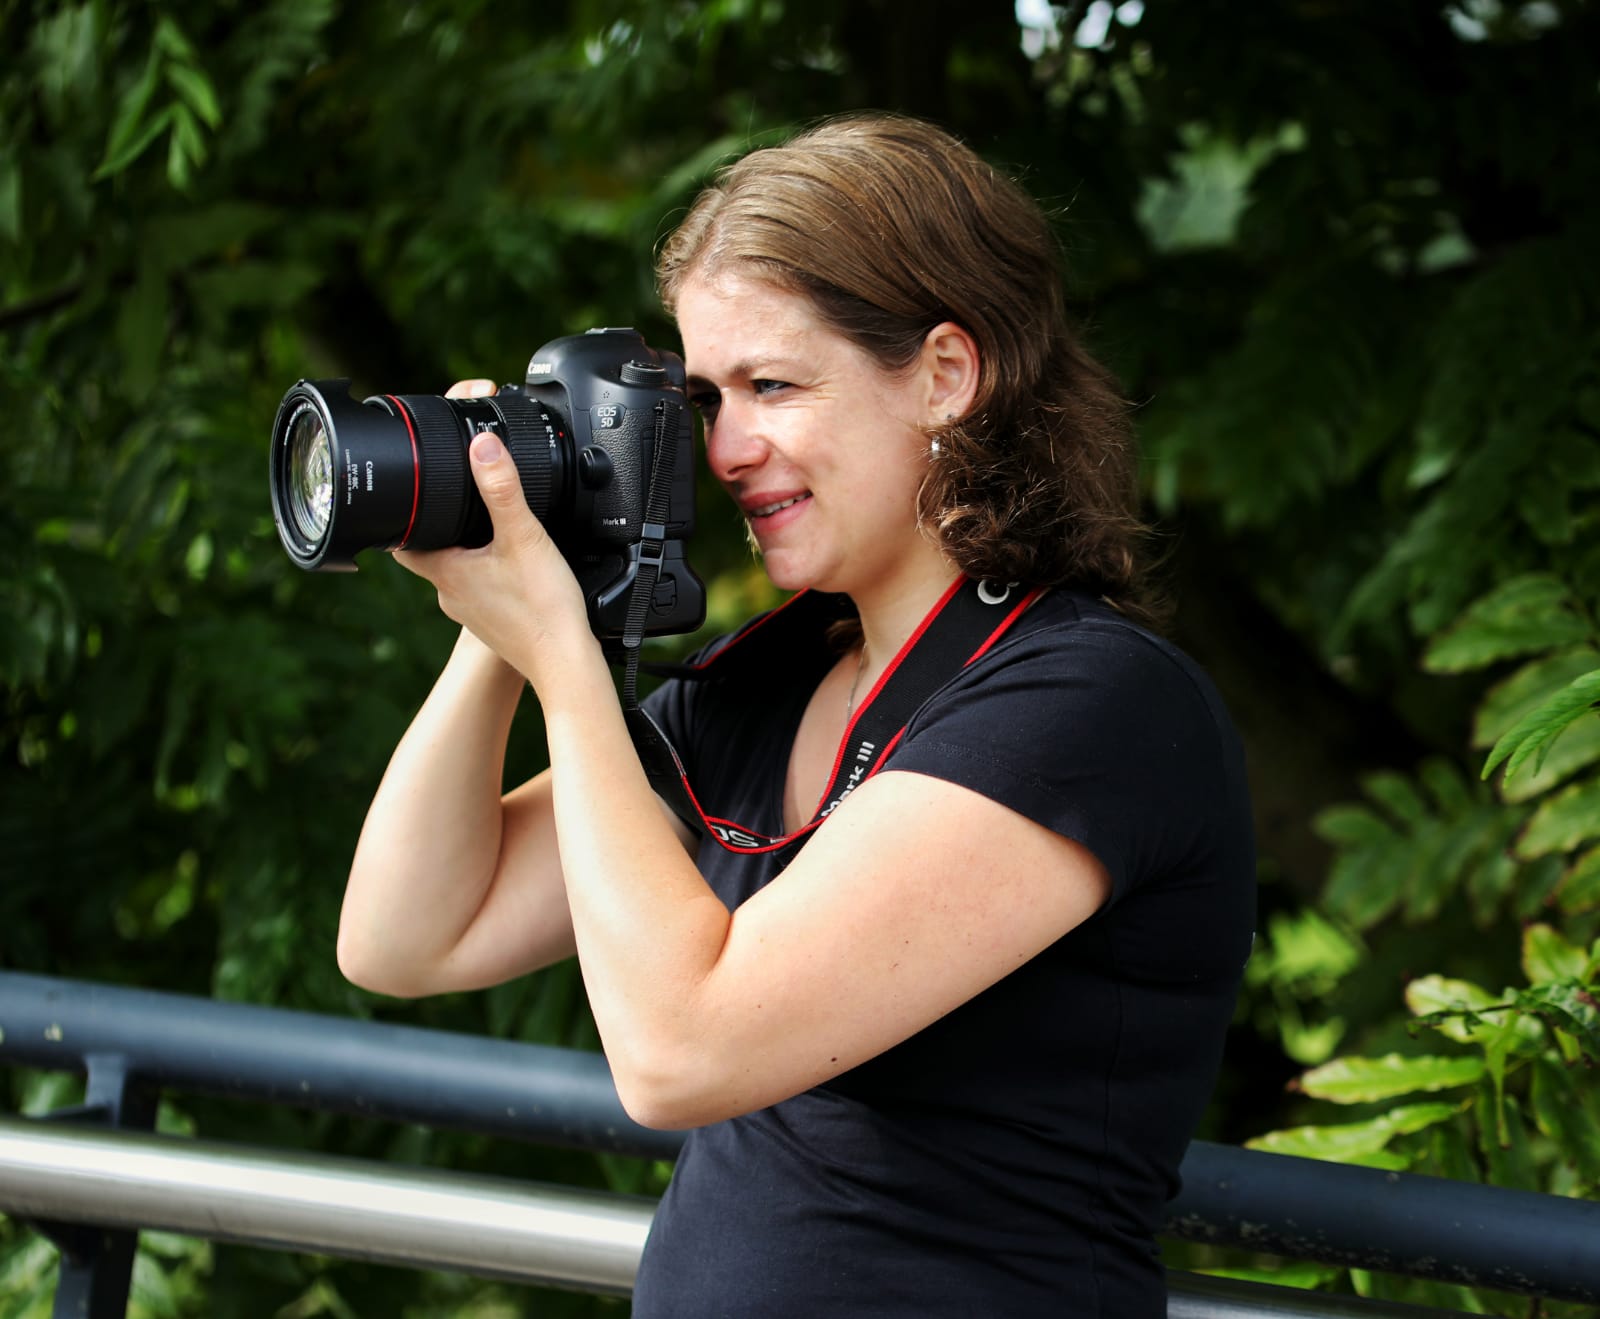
top-left (1, 1115), bottom-right (1480, 1318)
top-left (0, 1116), bottom-right (652, 1295)
top-left (3, 971), bottom-right (1597, 1316)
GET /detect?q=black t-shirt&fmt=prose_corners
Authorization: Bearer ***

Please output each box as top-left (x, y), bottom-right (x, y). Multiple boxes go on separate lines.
top-left (632, 589), bottom-right (1256, 1317)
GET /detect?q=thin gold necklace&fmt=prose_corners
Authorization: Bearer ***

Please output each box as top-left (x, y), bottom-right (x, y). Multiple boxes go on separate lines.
top-left (844, 644), bottom-right (869, 721)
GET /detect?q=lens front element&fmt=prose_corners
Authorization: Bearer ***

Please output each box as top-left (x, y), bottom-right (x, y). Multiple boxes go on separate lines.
top-left (285, 404), bottom-right (334, 545)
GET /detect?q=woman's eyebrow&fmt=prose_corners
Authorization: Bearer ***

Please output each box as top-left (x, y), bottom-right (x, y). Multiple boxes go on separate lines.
top-left (686, 357), bottom-right (805, 390)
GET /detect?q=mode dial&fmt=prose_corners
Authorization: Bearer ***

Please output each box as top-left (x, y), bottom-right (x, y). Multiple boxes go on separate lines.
top-left (620, 360), bottom-right (669, 386)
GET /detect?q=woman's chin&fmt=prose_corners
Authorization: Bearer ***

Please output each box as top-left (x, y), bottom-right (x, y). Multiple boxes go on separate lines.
top-left (757, 551), bottom-right (831, 595)
top-left (760, 563), bottom-right (811, 594)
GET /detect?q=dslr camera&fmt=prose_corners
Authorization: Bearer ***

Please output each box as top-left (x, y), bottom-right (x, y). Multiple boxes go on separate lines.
top-left (268, 327), bottom-right (705, 645)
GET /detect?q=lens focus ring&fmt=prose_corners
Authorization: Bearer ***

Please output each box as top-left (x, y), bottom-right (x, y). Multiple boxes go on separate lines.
top-left (492, 392), bottom-right (558, 521)
top-left (391, 395), bottom-right (469, 549)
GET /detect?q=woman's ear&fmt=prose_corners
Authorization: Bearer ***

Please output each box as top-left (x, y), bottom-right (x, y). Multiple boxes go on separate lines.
top-left (919, 321), bottom-right (981, 423)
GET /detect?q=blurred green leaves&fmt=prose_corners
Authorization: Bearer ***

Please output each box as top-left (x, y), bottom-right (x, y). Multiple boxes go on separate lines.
top-left (1253, 923), bottom-right (1600, 1208)
top-left (94, 17), bottom-right (223, 189)
top-left (4, 0), bottom-right (1600, 1314)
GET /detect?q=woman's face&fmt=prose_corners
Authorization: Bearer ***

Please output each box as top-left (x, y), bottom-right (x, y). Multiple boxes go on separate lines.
top-left (676, 271), bottom-right (945, 601)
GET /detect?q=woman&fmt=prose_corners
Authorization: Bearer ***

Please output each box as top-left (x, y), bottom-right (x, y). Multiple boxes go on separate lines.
top-left (337, 113), bottom-right (1256, 1316)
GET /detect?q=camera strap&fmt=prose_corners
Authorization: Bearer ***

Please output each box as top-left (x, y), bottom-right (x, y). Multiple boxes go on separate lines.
top-left (616, 399), bottom-right (687, 710)
top-left (622, 575), bottom-right (1046, 858)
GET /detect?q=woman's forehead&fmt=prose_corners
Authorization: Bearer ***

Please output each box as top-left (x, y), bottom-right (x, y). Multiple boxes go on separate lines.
top-left (678, 274), bottom-right (835, 380)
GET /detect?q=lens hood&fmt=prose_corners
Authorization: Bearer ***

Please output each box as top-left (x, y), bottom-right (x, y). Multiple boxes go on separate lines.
top-left (269, 379), bottom-right (440, 571)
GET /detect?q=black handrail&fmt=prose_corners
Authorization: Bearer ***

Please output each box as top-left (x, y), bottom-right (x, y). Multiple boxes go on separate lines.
top-left (3, 971), bottom-right (1597, 1307)
top-left (0, 969), bottom-right (675, 1159)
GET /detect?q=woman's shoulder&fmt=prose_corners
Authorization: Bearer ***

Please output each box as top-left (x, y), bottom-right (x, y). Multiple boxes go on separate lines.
top-left (959, 589), bottom-right (1227, 716)
top-left (890, 587), bottom-right (1254, 905)
top-left (898, 587), bottom-right (1249, 813)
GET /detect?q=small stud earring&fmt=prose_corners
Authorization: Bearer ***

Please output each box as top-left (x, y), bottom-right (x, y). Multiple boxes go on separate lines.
top-left (930, 439), bottom-right (942, 455)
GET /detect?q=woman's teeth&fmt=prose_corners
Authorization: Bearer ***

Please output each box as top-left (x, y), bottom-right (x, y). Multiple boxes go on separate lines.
top-left (752, 494), bottom-right (810, 518)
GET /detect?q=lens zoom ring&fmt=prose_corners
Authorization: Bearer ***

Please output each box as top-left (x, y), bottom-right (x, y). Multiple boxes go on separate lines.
top-left (394, 395), bottom-right (468, 549)
top-left (492, 393), bottom-right (557, 520)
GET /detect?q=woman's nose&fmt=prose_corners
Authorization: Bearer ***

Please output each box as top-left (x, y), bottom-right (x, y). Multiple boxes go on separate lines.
top-left (704, 402), bottom-right (766, 483)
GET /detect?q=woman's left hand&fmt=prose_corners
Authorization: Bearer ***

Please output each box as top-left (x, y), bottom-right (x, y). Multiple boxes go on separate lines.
top-left (395, 430), bottom-right (598, 689)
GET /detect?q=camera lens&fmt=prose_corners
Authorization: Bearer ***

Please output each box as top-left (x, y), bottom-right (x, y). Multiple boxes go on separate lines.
top-left (268, 379), bottom-right (572, 571)
top-left (284, 404), bottom-right (334, 544)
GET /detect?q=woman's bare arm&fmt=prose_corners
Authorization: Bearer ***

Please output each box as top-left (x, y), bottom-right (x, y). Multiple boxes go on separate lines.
top-left (336, 626), bottom-right (578, 996)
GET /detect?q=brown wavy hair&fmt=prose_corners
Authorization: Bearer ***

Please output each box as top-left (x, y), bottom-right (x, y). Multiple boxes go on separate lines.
top-left (656, 112), bottom-right (1159, 625)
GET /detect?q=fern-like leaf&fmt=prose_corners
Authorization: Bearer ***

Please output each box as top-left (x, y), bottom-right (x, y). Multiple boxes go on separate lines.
top-left (1423, 574), bottom-right (1591, 674)
top-left (1482, 667), bottom-right (1600, 783)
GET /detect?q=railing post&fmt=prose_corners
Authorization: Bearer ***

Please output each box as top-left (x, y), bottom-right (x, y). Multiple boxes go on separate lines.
top-left (32, 1053), bottom-right (157, 1319)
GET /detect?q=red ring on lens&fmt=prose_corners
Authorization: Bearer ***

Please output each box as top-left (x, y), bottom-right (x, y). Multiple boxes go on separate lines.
top-left (384, 395), bottom-right (423, 547)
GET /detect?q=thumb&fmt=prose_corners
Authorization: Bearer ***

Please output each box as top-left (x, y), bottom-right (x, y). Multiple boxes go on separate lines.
top-left (468, 431), bottom-right (541, 542)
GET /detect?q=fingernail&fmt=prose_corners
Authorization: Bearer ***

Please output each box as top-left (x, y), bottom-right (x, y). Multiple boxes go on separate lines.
top-left (470, 431), bottom-right (504, 464)
top-left (467, 380), bottom-right (496, 397)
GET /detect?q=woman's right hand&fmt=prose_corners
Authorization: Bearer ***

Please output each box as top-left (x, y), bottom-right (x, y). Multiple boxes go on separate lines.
top-left (393, 375), bottom-right (598, 692)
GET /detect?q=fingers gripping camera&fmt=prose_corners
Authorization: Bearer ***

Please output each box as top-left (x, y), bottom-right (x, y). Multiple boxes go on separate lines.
top-left (269, 327), bottom-right (706, 643)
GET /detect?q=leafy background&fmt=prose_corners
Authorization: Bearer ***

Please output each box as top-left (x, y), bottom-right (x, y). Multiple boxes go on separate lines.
top-left (3, 0), bottom-right (1598, 1314)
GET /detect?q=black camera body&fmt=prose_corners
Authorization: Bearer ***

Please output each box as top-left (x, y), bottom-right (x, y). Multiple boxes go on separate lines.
top-left (269, 327), bottom-right (705, 644)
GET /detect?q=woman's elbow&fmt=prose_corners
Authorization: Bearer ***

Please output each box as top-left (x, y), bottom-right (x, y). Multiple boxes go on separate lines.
top-left (608, 1043), bottom-right (750, 1131)
top-left (335, 924), bottom-right (428, 999)
top-left (613, 1074), bottom-right (709, 1132)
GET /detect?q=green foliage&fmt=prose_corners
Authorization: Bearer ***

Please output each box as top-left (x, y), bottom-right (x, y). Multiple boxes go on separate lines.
top-left (1475, 645), bottom-right (1600, 805)
top-left (1295, 1053), bottom-right (1488, 1105)
top-left (1315, 757), bottom-right (1530, 931)
top-left (1253, 924), bottom-right (1600, 1307)
top-left (1246, 1101), bottom-right (1464, 1171)
top-left (1483, 670), bottom-right (1600, 789)
top-left (94, 17), bottom-right (223, 188)
top-left (1424, 575), bottom-right (1593, 676)
top-left (0, 1230), bottom-right (56, 1319)
top-left (5, 0), bottom-right (1600, 1314)
top-left (1242, 908), bottom-right (1361, 1064)
top-left (1245, 443), bottom-right (1599, 1311)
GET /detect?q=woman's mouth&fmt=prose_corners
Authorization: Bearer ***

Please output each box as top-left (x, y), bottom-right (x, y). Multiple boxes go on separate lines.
top-left (748, 493), bottom-right (811, 519)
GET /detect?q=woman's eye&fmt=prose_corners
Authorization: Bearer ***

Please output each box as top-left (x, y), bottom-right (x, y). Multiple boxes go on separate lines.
top-left (752, 379), bottom-right (790, 397)
top-left (689, 390), bottom-right (720, 414)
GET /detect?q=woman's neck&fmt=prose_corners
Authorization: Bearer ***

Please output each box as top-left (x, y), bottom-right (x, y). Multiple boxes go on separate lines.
top-left (848, 546), bottom-right (963, 677)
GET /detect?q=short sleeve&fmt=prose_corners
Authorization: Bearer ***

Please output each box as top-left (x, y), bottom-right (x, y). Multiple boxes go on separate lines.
top-left (641, 669), bottom-right (704, 788)
top-left (886, 618), bottom-right (1250, 906)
